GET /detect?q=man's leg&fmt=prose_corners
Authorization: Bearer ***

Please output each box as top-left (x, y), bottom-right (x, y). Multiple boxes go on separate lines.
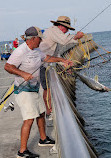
top-left (36, 112), bottom-right (55, 146)
top-left (15, 91), bottom-right (41, 157)
top-left (36, 112), bottom-right (46, 140)
top-left (20, 119), bottom-right (34, 153)
top-left (40, 66), bottom-right (52, 115)
top-left (43, 89), bottom-right (52, 115)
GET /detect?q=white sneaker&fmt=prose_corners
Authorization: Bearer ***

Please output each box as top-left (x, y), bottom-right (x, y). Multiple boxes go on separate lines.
top-left (46, 112), bottom-right (53, 121)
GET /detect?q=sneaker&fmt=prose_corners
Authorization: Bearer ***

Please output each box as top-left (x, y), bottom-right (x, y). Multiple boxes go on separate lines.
top-left (16, 149), bottom-right (39, 158)
top-left (46, 112), bottom-right (53, 121)
top-left (38, 136), bottom-right (55, 147)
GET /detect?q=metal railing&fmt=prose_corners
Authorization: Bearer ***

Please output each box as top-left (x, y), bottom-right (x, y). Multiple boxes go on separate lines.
top-left (49, 67), bottom-right (91, 158)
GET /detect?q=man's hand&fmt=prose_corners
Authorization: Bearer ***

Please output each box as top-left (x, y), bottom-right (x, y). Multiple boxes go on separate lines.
top-left (74, 32), bottom-right (84, 40)
top-left (61, 59), bottom-right (74, 68)
top-left (21, 72), bottom-right (34, 81)
top-left (4, 63), bottom-right (33, 81)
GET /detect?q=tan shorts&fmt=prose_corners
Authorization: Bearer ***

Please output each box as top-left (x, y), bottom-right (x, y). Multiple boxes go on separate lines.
top-left (15, 91), bottom-right (46, 120)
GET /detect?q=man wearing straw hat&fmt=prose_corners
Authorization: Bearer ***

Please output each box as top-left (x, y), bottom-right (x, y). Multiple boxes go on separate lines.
top-left (39, 16), bottom-right (84, 119)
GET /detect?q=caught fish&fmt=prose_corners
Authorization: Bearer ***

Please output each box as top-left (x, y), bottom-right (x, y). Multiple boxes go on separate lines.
top-left (75, 72), bottom-right (110, 92)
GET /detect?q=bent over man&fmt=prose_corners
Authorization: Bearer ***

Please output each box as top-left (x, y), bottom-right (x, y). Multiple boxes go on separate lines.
top-left (39, 16), bottom-right (84, 118)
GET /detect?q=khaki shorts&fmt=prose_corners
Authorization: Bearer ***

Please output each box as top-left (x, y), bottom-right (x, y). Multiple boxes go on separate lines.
top-left (15, 91), bottom-right (46, 120)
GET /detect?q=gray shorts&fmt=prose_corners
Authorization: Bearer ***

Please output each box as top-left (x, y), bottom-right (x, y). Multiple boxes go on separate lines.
top-left (40, 66), bottom-right (49, 90)
top-left (15, 91), bottom-right (46, 120)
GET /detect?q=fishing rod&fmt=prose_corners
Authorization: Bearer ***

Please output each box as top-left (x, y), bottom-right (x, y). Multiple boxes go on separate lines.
top-left (89, 58), bottom-right (111, 68)
top-left (0, 55), bottom-right (55, 106)
top-left (85, 51), bottom-right (111, 62)
top-left (0, 43), bottom-right (73, 105)
top-left (65, 3), bottom-right (111, 45)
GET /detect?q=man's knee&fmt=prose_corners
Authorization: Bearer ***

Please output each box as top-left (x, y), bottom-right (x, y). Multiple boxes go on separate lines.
top-left (39, 112), bottom-right (45, 118)
top-left (36, 112), bottom-right (45, 121)
top-left (36, 113), bottom-right (45, 128)
top-left (23, 119), bottom-right (34, 127)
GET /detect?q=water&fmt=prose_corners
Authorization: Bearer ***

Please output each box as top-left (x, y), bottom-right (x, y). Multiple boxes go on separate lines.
top-left (75, 31), bottom-right (111, 158)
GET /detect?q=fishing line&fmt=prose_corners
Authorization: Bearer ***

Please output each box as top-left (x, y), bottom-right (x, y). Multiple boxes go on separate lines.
top-left (85, 52), bottom-right (111, 62)
top-left (79, 3), bottom-right (111, 32)
top-left (65, 3), bottom-right (111, 45)
top-left (89, 58), bottom-right (111, 68)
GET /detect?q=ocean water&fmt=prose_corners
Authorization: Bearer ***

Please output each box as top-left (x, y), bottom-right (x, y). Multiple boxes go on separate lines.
top-left (75, 31), bottom-right (111, 158)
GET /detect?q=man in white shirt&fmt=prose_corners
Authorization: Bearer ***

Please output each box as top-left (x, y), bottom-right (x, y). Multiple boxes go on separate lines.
top-left (4, 26), bottom-right (73, 158)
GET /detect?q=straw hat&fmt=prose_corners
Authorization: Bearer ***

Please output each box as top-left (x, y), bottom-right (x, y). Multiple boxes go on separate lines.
top-left (50, 16), bottom-right (75, 30)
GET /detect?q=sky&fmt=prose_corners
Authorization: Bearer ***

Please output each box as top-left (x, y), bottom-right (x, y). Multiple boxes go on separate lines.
top-left (0, 0), bottom-right (111, 42)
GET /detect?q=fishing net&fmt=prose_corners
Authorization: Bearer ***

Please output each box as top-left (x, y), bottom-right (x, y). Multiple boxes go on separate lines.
top-left (55, 34), bottom-right (111, 89)
top-left (81, 40), bottom-right (111, 88)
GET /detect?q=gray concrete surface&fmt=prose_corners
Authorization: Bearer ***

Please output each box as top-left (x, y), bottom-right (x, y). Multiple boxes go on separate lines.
top-left (0, 60), bottom-right (57, 158)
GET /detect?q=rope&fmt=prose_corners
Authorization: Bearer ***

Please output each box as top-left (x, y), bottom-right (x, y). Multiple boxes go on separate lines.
top-left (55, 38), bottom-right (91, 80)
top-left (91, 40), bottom-right (111, 54)
top-left (89, 40), bottom-right (106, 62)
top-left (45, 65), bottom-right (52, 109)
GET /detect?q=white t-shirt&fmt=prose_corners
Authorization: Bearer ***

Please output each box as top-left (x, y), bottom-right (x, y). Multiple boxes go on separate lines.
top-left (7, 42), bottom-right (46, 91)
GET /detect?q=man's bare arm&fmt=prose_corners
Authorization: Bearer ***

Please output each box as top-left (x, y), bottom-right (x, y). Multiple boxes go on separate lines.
top-left (4, 63), bottom-right (33, 81)
top-left (44, 55), bottom-right (73, 67)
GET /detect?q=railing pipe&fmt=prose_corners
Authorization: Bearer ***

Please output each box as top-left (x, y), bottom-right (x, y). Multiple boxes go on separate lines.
top-left (49, 67), bottom-right (91, 158)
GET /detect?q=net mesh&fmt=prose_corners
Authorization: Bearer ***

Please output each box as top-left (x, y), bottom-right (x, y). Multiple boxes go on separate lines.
top-left (55, 37), bottom-right (111, 89)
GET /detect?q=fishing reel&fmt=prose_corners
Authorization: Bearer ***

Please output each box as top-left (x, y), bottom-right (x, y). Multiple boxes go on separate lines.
top-left (4, 102), bottom-right (14, 112)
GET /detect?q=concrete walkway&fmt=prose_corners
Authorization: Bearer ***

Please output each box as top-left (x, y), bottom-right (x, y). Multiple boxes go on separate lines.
top-left (0, 60), bottom-right (57, 158)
